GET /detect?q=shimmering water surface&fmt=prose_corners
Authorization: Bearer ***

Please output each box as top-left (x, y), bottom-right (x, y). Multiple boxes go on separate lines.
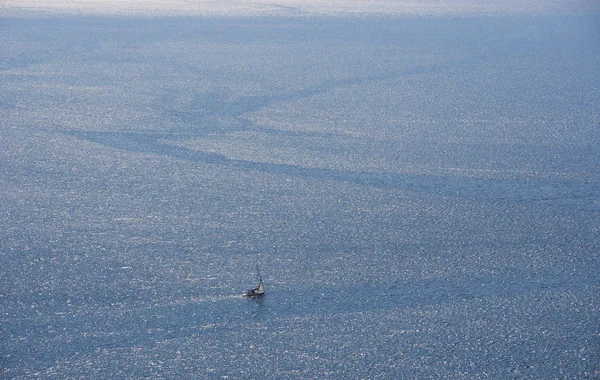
top-left (1, 13), bottom-right (600, 378)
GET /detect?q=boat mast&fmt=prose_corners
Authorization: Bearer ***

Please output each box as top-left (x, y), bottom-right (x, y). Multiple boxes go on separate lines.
top-left (256, 264), bottom-right (264, 292)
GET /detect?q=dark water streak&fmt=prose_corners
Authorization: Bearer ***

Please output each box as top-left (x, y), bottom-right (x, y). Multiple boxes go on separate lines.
top-left (64, 129), bottom-right (600, 211)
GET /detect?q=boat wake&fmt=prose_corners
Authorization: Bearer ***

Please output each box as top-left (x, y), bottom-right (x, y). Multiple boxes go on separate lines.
top-left (189, 294), bottom-right (244, 303)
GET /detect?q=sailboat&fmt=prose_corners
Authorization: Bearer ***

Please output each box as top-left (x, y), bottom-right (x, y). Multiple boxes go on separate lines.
top-left (244, 265), bottom-right (265, 297)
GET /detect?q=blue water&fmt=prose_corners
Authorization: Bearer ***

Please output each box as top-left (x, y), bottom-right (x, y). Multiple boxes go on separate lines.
top-left (1, 13), bottom-right (599, 378)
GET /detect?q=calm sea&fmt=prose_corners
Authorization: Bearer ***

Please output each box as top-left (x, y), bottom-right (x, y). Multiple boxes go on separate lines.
top-left (1, 13), bottom-right (599, 378)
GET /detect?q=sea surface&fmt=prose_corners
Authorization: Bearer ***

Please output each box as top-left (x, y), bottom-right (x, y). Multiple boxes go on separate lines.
top-left (1, 12), bottom-right (600, 378)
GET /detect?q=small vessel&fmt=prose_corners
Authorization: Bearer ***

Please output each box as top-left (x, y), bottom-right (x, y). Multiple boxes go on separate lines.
top-left (244, 265), bottom-right (265, 297)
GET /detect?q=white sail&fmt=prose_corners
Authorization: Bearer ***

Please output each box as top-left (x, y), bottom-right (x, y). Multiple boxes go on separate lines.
top-left (243, 265), bottom-right (265, 297)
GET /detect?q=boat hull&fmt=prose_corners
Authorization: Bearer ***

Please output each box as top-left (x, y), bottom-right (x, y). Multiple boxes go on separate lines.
top-left (243, 290), bottom-right (265, 297)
